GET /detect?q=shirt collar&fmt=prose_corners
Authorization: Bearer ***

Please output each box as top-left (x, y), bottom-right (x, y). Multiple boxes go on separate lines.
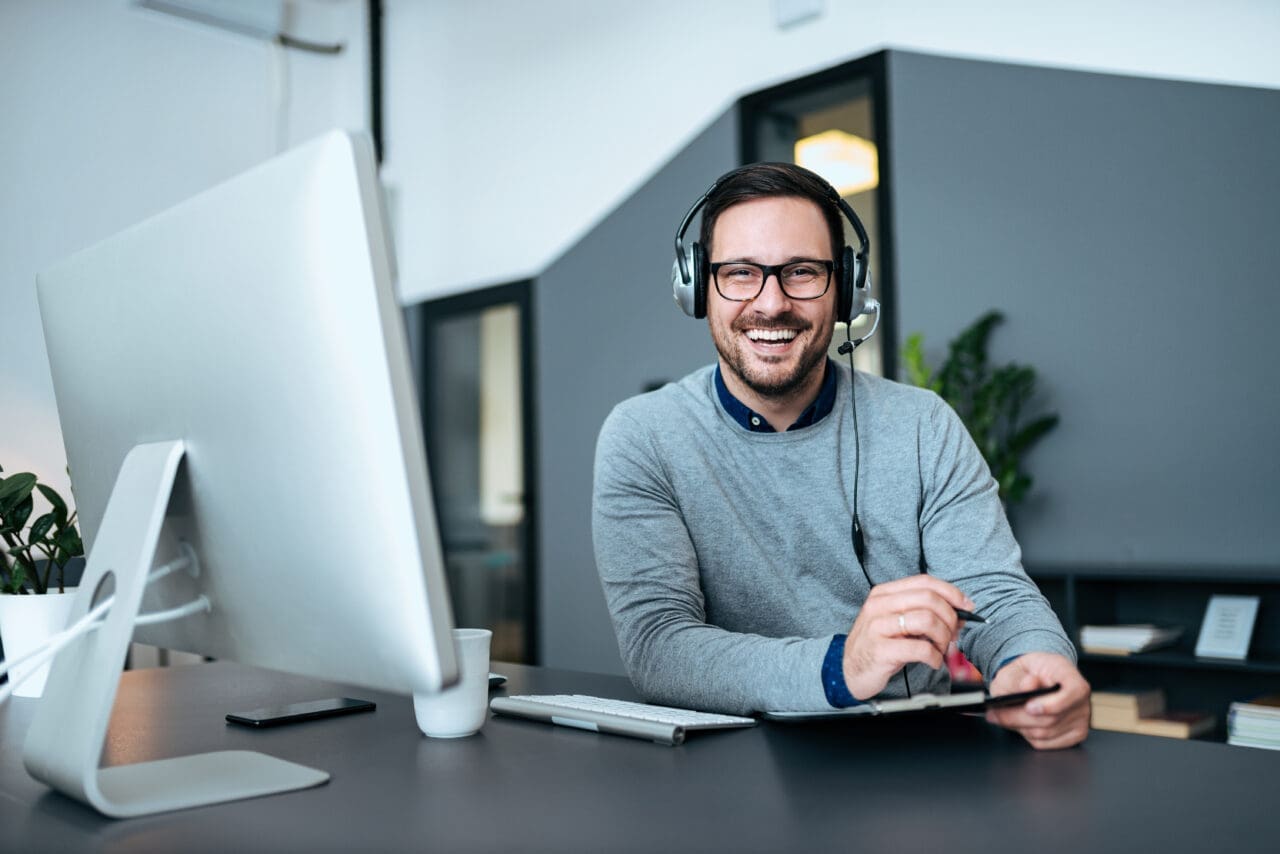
top-left (714, 359), bottom-right (837, 433)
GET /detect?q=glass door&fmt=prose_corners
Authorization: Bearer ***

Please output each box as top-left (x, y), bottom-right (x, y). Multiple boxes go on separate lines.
top-left (416, 282), bottom-right (536, 663)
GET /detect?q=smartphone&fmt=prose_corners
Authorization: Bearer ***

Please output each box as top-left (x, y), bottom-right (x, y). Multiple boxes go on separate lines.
top-left (226, 697), bottom-right (376, 728)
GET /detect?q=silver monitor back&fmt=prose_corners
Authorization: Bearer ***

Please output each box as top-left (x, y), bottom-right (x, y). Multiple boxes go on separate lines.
top-left (36, 130), bottom-right (457, 697)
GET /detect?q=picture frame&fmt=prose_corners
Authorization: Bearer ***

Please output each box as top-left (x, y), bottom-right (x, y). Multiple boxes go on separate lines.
top-left (1195, 595), bottom-right (1261, 660)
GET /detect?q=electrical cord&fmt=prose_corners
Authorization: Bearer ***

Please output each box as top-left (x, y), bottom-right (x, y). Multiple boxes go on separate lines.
top-left (0, 553), bottom-right (209, 704)
top-left (838, 314), bottom-right (910, 699)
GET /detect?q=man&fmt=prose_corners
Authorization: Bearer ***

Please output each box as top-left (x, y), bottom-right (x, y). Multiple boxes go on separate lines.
top-left (592, 162), bottom-right (1090, 749)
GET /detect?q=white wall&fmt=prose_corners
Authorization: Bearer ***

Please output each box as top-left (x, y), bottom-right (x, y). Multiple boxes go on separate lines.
top-left (1, 0), bottom-right (367, 497)
top-left (5, 0), bottom-right (1280, 523)
top-left (383, 0), bottom-right (1280, 303)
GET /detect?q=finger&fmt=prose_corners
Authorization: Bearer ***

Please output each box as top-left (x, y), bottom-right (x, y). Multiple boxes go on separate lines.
top-left (881, 637), bottom-right (947, 672)
top-left (882, 609), bottom-right (956, 658)
top-left (865, 575), bottom-right (976, 609)
top-left (986, 702), bottom-right (1052, 730)
top-left (866, 589), bottom-right (965, 635)
top-left (1018, 708), bottom-right (1090, 743)
top-left (991, 700), bottom-right (1091, 737)
top-left (1026, 682), bottom-right (1088, 716)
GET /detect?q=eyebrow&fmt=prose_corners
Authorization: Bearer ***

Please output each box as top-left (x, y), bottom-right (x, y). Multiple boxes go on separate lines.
top-left (714, 255), bottom-right (827, 264)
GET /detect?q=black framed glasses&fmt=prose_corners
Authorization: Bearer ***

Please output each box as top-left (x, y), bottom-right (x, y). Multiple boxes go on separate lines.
top-left (709, 259), bottom-right (834, 302)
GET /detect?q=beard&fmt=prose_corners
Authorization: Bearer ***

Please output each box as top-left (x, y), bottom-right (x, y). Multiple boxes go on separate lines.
top-left (710, 310), bottom-right (832, 401)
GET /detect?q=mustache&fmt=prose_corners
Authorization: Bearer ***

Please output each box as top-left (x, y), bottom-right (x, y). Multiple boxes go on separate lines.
top-left (731, 312), bottom-right (811, 333)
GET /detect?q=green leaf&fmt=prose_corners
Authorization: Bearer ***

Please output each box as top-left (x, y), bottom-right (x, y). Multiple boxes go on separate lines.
top-left (29, 511), bottom-right (56, 544)
top-left (1009, 414), bottom-right (1060, 456)
top-left (36, 483), bottom-right (69, 525)
top-left (4, 563), bottom-right (28, 593)
top-left (55, 525), bottom-right (84, 557)
top-left (0, 473), bottom-right (38, 514)
top-left (4, 496), bottom-right (34, 535)
top-left (901, 332), bottom-right (938, 391)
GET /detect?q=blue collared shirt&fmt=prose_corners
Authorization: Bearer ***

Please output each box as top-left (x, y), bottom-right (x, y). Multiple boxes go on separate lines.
top-left (713, 358), bottom-right (837, 433)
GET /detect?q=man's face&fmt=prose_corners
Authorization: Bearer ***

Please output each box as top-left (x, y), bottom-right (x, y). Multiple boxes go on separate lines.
top-left (707, 196), bottom-right (837, 400)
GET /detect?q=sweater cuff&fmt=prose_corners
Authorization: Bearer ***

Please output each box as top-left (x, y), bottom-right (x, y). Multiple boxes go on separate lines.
top-left (822, 634), bottom-right (863, 708)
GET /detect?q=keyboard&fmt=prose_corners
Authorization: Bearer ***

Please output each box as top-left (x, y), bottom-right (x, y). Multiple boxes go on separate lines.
top-left (489, 694), bottom-right (757, 745)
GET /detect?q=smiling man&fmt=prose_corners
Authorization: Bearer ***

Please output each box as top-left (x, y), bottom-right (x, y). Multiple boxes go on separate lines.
top-left (592, 163), bottom-right (1090, 749)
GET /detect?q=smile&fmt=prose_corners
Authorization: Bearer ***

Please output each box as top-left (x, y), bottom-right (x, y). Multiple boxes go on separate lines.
top-left (745, 329), bottom-right (798, 342)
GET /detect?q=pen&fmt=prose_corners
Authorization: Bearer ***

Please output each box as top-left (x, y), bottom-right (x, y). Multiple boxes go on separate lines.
top-left (954, 608), bottom-right (986, 623)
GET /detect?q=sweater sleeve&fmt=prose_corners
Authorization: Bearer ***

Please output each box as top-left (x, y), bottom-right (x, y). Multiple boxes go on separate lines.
top-left (592, 406), bottom-right (832, 715)
top-left (916, 397), bottom-right (1077, 678)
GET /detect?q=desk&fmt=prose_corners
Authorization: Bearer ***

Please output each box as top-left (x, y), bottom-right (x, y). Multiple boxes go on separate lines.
top-left (2, 661), bottom-right (1276, 852)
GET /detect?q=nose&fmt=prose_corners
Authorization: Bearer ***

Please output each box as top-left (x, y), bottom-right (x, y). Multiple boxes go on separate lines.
top-left (751, 270), bottom-right (792, 314)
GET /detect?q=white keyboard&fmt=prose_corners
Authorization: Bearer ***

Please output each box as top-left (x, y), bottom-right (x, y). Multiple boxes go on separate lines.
top-left (489, 694), bottom-right (757, 745)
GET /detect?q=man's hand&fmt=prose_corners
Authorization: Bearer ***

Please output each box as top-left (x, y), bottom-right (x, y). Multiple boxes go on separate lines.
top-left (986, 652), bottom-right (1091, 750)
top-left (842, 575), bottom-right (974, 701)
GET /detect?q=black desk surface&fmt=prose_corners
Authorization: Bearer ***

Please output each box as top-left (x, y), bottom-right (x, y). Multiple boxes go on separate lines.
top-left (2, 660), bottom-right (1276, 852)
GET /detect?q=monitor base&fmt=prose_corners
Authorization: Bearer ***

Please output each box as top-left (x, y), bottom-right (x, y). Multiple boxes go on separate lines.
top-left (22, 440), bottom-right (330, 818)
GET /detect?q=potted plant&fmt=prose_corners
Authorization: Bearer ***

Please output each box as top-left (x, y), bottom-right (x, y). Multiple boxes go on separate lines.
top-left (901, 310), bottom-right (1059, 510)
top-left (0, 464), bottom-right (85, 697)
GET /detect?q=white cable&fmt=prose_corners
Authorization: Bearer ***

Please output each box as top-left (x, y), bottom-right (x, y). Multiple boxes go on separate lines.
top-left (133, 595), bottom-right (211, 627)
top-left (0, 596), bottom-right (114, 680)
top-left (0, 553), bottom-right (202, 703)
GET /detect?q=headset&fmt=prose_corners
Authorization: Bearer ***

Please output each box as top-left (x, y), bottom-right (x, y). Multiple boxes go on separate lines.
top-left (671, 164), bottom-right (875, 325)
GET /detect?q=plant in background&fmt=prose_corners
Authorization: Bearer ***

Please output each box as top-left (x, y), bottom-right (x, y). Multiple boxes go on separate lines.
top-left (902, 311), bottom-right (1059, 507)
top-left (0, 465), bottom-right (84, 594)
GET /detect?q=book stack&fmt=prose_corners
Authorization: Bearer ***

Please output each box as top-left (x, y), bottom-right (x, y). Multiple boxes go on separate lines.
top-left (1091, 688), bottom-right (1216, 739)
top-left (1228, 694), bottom-right (1280, 750)
top-left (1079, 624), bottom-right (1183, 655)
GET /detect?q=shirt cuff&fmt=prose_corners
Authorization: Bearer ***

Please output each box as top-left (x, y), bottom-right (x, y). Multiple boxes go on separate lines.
top-left (822, 634), bottom-right (863, 708)
top-left (989, 654), bottom-right (1023, 682)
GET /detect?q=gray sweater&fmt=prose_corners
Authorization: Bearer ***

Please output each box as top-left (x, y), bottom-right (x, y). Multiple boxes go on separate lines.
top-left (592, 362), bottom-right (1074, 715)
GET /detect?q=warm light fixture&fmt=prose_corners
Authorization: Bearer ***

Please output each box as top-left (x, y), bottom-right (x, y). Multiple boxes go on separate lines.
top-left (794, 129), bottom-right (878, 196)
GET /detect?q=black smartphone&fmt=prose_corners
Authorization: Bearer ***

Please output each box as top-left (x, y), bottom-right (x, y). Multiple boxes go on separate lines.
top-left (984, 683), bottom-right (1061, 708)
top-left (226, 697), bottom-right (376, 728)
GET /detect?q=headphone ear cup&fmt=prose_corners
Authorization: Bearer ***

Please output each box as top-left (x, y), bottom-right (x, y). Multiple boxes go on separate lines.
top-left (845, 247), bottom-right (870, 323)
top-left (692, 242), bottom-right (708, 319)
top-left (672, 245), bottom-right (698, 317)
top-left (838, 245), bottom-right (856, 323)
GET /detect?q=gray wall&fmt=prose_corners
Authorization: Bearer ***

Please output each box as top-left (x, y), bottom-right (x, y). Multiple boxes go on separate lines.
top-left (886, 51), bottom-right (1280, 569)
top-left (534, 111), bottom-right (738, 674)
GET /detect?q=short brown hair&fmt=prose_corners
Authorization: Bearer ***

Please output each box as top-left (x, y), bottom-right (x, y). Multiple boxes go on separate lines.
top-left (698, 162), bottom-right (845, 264)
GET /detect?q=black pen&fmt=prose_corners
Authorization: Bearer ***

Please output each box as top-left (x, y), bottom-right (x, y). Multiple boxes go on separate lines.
top-left (954, 608), bottom-right (986, 623)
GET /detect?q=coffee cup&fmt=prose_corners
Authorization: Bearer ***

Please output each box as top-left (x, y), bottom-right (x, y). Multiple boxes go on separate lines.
top-left (413, 628), bottom-right (492, 738)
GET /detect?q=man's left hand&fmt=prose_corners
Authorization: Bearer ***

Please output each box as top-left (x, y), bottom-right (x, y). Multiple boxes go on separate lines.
top-left (986, 652), bottom-right (1090, 750)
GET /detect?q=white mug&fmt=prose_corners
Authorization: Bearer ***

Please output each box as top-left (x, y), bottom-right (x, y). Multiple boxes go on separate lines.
top-left (413, 628), bottom-right (492, 738)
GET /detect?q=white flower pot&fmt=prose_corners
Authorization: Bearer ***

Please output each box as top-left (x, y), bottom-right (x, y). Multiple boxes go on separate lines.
top-left (0, 589), bottom-right (78, 698)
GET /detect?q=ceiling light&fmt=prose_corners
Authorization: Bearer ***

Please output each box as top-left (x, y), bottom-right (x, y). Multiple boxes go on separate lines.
top-left (795, 129), bottom-right (878, 196)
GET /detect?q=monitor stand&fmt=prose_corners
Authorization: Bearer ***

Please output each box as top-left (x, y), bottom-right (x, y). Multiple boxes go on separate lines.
top-left (21, 440), bottom-right (329, 818)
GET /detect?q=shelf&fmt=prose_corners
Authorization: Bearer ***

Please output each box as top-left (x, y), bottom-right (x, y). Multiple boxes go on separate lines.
top-left (1080, 651), bottom-right (1280, 675)
top-left (1025, 565), bottom-right (1280, 743)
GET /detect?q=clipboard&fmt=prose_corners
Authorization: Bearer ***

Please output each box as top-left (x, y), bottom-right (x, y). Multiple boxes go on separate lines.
top-left (761, 683), bottom-right (1060, 721)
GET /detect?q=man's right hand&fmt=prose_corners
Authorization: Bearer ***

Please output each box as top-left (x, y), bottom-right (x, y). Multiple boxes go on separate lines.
top-left (841, 575), bottom-right (975, 701)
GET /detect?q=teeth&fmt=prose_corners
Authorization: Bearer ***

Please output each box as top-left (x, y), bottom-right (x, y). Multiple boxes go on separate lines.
top-left (746, 329), bottom-right (797, 342)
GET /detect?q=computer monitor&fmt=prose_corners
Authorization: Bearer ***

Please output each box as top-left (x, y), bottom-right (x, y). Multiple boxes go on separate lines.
top-left (29, 130), bottom-right (457, 817)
